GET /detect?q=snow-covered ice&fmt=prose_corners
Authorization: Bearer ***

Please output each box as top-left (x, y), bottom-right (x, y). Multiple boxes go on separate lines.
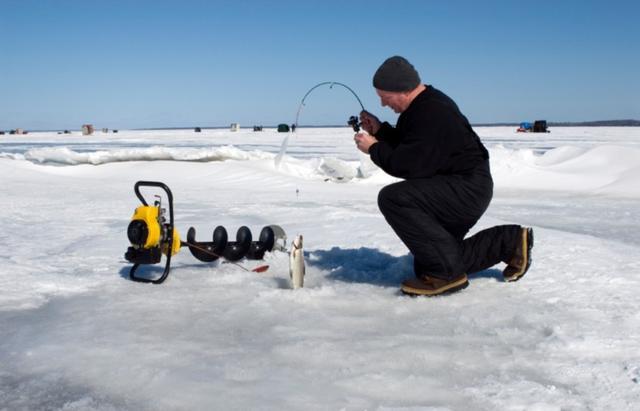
top-left (1, 126), bottom-right (639, 410)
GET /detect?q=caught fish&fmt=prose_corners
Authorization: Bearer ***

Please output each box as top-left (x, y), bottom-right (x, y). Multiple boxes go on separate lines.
top-left (289, 235), bottom-right (305, 289)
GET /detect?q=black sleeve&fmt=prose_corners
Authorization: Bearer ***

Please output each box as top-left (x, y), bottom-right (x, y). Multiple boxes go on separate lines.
top-left (369, 112), bottom-right (456, 179)
top-left (374, 122), bottom-right (399, 145)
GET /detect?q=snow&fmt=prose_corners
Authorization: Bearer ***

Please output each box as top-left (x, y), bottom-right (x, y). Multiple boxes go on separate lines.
top-left (1, 126), bottom-right (639, 410)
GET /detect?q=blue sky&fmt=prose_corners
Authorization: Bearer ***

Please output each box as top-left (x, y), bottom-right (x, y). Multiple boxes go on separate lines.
top-left (1, 0), bottom-right (638, 130)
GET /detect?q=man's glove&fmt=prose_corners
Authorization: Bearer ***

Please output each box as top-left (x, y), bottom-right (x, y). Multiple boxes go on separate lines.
top-left (360, 110), bottom-right (381, 135)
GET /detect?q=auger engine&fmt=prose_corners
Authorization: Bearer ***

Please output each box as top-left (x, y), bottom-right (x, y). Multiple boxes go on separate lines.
top-left (125, 181), bottom-right (180, 284)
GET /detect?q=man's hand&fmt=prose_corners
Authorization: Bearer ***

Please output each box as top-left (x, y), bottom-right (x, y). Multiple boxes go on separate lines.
top-left (360, 110), bottom-right (381, 135)
top-left (354, 132), bottom-right (378, 154)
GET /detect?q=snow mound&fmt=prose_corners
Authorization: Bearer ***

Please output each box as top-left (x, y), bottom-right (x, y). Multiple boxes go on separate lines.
top-left (490, 144), bottom-right (640, 197)
top-left (21, 145), bottom-right (273, 165)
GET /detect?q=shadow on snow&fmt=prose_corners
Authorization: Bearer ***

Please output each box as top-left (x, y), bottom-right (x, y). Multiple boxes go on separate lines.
top-left (308, 247), bottom-right (412, 287)
top-left (308, 246), bottom-right (504, 287)
top-left (117, 248), bottom-right (504, 287)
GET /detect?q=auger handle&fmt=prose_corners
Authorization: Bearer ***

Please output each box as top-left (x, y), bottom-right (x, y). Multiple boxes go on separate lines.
top-left (134, 181), bottom-right (173, 207)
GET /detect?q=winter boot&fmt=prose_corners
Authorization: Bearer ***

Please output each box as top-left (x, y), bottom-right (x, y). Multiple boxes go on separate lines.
top-left (503, 227), bottom-right (534, 282)
top-left (401, 274), bottom-right (469, 296)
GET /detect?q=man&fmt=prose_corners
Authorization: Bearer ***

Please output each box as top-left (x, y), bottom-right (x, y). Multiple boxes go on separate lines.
top-left (354, 56), bottom-right (533, 296)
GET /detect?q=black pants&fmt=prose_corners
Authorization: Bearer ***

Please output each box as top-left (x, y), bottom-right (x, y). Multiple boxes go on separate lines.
top-left (377, 161), bottom-right (521, 280)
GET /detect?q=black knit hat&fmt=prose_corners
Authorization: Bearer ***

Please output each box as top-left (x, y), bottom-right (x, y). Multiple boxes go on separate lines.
top-left (372, 56), bottom-right (421, 92)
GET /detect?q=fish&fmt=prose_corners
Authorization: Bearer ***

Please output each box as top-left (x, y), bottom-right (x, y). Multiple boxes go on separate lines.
top-left (289, 235), bottom-right (305, 289)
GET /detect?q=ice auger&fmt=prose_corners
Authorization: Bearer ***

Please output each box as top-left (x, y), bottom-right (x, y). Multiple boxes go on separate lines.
top-left (124, 181), bottom-right (285, 284)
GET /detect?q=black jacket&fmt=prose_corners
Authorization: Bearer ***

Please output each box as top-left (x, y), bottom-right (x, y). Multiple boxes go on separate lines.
top-left (369, 86), bottom-right (489, 179)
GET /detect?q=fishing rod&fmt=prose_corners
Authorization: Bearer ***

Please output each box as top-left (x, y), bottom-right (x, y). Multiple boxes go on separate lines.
top-left (294, 81), bottom-right (365, 132)
top-left (275, 81), bottom-right (365, 168)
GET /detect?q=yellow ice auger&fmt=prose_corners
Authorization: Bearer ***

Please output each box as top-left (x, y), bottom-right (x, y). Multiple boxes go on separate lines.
top-left (124, 181), bottom-right (279, 284)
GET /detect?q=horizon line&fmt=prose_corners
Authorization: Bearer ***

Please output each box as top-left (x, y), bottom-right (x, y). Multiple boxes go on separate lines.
top-left (3, 119), bottom-right (640, 133)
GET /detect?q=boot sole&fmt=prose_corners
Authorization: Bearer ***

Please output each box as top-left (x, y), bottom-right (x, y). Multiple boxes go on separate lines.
top-left (504, 227), bottom-right (534, 282)
top-left (401, 276), bottom-right (469, 297)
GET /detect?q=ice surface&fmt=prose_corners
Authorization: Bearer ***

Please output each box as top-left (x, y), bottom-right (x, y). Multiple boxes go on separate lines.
top-left (1, 127), bottom-right (639, 410)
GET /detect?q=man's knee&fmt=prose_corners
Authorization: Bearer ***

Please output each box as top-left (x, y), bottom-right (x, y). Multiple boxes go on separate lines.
top-left (378, 182), bottom-right (423, 222)
top-left (377, 185), bottom-right (391, 212)
top-left (377, 183), bottom-right (406, 214)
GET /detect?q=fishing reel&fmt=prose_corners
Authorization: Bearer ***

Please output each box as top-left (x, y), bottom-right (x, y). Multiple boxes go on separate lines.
top-left (125, 181), bottom-right (180, 284)
top-left (348, 115), bottom-right (361, 132)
